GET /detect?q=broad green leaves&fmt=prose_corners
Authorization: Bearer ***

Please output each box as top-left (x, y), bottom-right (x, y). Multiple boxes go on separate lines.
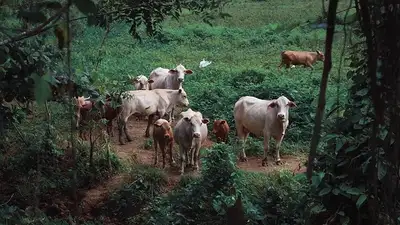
top-left (356, 194), bottom-right (367, 209)
top-left (31, 73), bottom-right (52, 105)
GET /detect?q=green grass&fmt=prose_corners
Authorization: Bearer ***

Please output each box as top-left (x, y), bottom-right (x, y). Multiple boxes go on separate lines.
top-left (70, 0), bottom-right (353, 154)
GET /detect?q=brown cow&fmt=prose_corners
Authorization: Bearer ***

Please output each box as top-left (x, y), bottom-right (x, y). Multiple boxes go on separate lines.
top-left (74, 96), bottom-right (120, 140)
top-left (153, 118), bottom-right (175, 168)
top-left (212, 119), bottom-right (230, 143)
top-left (278, 50), bottom-right (324, 70)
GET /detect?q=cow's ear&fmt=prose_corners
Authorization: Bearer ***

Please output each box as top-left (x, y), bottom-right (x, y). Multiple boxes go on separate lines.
top-left (184, 117), bottom-right (190, 122)
top-left (148, 79), bottom-right (154, 84)
top-left (178, 89), bottom-right (182, 93)
top-left (202, 118), bottom-right (210, 124)
top-left (268, 101), bottom-right (277, 108)
top-left (185, 69), bottom-right (193, 75)
top-left (169, 69), bottom-right (178, 74)
top-left (317, 50), bottom-right (322, 55)
top-left (288, 101), bottom-right (297, 108)
top-left (220, 120), bottom-right (226, 125)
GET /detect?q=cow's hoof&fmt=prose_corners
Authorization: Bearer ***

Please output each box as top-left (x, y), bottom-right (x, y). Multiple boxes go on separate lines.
top-left (179, 171), bottom-right (184, 176)
top-left (144, 133), bottom-right (150, 138)
top-left (193, 166), bottom-right (199, 171)
top-left (239, 157), bottom-right (248, 162)
top-left (275, 160), bottom-right (282, 165)
top-left (126, 136), bottom-right (133, 142)
top-left (261, 161), bottom-right (268, 167)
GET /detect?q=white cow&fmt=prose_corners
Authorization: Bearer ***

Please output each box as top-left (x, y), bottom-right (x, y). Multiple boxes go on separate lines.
top-left (117, 88), bottom-right (189, 145)
top-left (132, 75), bottom-right (152, 90)
top-left (148, 64), bottom-right (193, 122)
top-left (173, 108), bottom-right (209, 175)
top-left (233, 95), bottom-right (297, 166)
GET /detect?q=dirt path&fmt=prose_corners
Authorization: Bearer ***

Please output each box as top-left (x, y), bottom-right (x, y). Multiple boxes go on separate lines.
top-left (79, 118), bottom-right (307, 219)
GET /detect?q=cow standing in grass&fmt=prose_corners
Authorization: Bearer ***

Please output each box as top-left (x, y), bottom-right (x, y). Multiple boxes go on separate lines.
top-left (117, 88), bottom-right (189, 145)
top-left (174, 108), bottom-right (209, 175)
top-left (153, 118), bottom-right (175, 169)
top-left (148, 64), bottom-right (193, 122)
top-left (74, 96), bottom-right (120, 139)
top-left (233, 95), bottom-right (297, 166)
top-left (212, 119), bottom-right (230, 143)
top-left (278, 50), bottom-right (324, 69)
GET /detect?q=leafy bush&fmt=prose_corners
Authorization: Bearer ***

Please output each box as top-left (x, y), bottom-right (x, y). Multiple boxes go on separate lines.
top-left (104, 164), bottom-right (168, 222)
top-left (0, 104), bottom-right (122, 209)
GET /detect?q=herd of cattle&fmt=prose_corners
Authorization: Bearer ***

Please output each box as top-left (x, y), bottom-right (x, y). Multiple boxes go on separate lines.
top-left (72, 50), bottom-right (324, 175)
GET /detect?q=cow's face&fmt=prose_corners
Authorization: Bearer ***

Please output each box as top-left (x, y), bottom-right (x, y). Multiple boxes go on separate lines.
top-left (169, 64), bottom-right (193, 84)
top-left (133, 75), bottom-right (149, 90)
top-left (268, 96), bottom-right (296, 122)
top-left (212, 120), bottom-right (226, 134)
top-left (316, 50), bottom-right (325, 61)
top-left (176, 89), bottom-right (189, 107)
top-left (183, 112), bottom-right (209, 138)
top-left (154, 119), bottom-right (173, 141)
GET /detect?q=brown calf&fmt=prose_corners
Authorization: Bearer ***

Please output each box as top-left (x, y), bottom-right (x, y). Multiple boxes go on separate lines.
top-left (74, 96), bottom-right (120, 140)
top-left (278, 50), bottom-right (325, 70)
top-left (153, 119), bottom-right (175, 168)
top-left (212, 119), bottom-right (230, 143)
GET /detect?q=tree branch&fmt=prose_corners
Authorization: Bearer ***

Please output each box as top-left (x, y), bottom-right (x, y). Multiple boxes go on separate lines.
top-left (0, 3), bottom-right (69, 46)
top-left (307, 0), bottom-right (339, 181)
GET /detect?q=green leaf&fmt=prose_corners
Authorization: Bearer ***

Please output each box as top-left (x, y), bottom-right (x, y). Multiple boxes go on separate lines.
top-left (361, 156), bottom-right (371, 174)
top-left (345, 187), bottom-right (362, 195)
top-left (355, 88), bottom-right (368, 96)
top-left (31, 73), bottom-right (51, 105)
top-left (378, 161), bottom-right (387, 181)
top-left (335, 138), bottom-right (345, 152)
top-left (310, 203), bottom-right (325, 214)
top-left (318, 187), bottom-right (332, 196)
top-left (18, 11), bottom-right (48, 23)
top-left (72, 0), bottom-right (97, 15)
top-left (311, 172), bottom-right (325, 188)
top-left (356, 194), bottom-right (367, 209)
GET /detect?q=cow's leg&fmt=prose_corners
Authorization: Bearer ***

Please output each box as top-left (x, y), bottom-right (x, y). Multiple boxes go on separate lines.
top-left (274, 135), bottom-right (284, 165)
top-left (186, 147), bottom-right (191, 167)
top-left (193, 145), bottom-right (201, 171)
top-left (261, 132), bottom-right (271, 166)
top-left (145, 115), bottom-right (154, 137)
top-left (168, 107), bottom-right (175, 123)
top-left (160, 142), bottom-right (167, 169)
top-left (179, 145), bottom-right (186, 175)
top-left (236, 123), bottom-right (249, 162)
top-left (153, 140), bottom-right (158, 166)
top-left (118, 114), bottom-right (132, 145)
top-left (168, 142), bottom-right (175, 166)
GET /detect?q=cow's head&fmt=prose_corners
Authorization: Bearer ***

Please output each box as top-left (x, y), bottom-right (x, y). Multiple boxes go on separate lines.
top-left (168, 64), bottom-right (193, 84)
top-left (316, 50), bottom-right (325, 62)
top-left (181, 109), bottom-right (209, 138)
top-left (267, 96), bottom-right (296, 123)
top-left (154, 119), bottom-right (173, 141)
top-left (175, 88), bottom-right (189, 107)
top-left (212, 120), bottom-right (226, 134)
top-left (73, 96), bottom-right (92, 128)
top-left (132, 75), bottom-right (150, 90)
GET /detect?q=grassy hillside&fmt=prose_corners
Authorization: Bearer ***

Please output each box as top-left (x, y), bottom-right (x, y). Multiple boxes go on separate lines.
top-left (70, 0), bottom-right (352, 154)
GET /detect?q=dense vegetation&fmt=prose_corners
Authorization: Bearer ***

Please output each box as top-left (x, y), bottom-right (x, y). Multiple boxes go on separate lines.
top-left (1, 0), bottom-right (399, 224)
